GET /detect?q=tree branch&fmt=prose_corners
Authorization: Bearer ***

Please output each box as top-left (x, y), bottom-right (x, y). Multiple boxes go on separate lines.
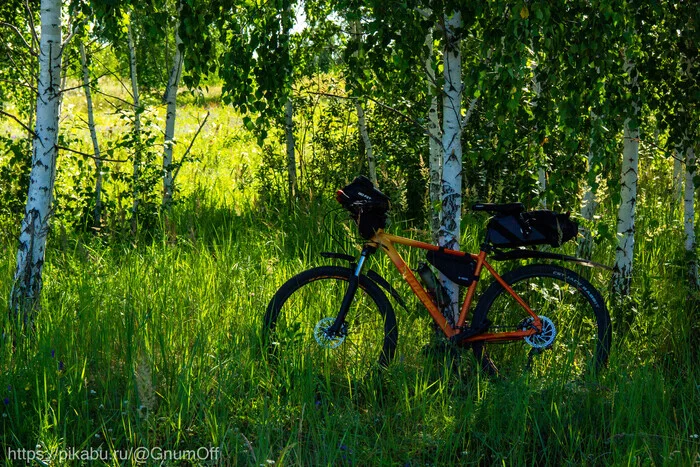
top-left (0, 110), bottom-right (127, 163)
top-left (24, 0), bottom-right (39, 50)
top-left (56, 145), bottom-right (128, 163)
top-left (306, 90), bottom-right (441, 146)
top-left (0, 109), bottom-right (37, 139)
top-left (627, 136), bottom-right (684, 162)
top-left (0, 78), bottom-right (38, 94)
top-left (461, 97), bottom-right (478, 128)
top-left (92, 88), bottom-right (134, 107)
top-left (60, 70), bottom-right (111, 94)
top-left (3, 49), bottom-right (38, 95)
top-left (0, 22), bottom-right (37, 56)
top-left (90, 53), bottom-right (134, 100)
top-left (171, 111), bottom-right (210, 183)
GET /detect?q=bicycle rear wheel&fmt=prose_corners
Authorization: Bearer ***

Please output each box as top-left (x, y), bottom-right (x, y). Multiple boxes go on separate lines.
top-left (471, 264), bottom-right (611, 381)
top-left (263, 266), bottom-right (398, 383)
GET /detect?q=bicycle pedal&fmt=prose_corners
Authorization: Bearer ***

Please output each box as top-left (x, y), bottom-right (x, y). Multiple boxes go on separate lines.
top-left (450, 319), bottom-right (491, 344)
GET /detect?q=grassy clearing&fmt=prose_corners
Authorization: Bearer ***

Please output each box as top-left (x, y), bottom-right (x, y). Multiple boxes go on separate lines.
top-left (1, 197), bottom-right (699, 465)
top-left (1, 84), bottom-right (700, 466)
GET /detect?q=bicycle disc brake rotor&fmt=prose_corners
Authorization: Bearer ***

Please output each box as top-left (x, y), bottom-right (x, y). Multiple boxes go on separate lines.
top-left (521, 315), bottom-right (557, 349)
top-left (313, 317), bottom-right (347, 349)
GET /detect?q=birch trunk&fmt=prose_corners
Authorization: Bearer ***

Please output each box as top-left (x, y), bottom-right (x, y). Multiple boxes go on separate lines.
top-left (612, 55), bottom-right (640, 296)
top-left (283, 0), bottom-right (296, 201)
top-left (356, 101), bottom-right (376, 186)
top-left (438, 11), bottom-right (463, 326)
top-left (128, 17), bottom-right (143, 233)
top-left (10, 0), bottom-right (62, 324)
top-left (531, 66), bottom-right (546, 208)
top-left (162, 3), bottom-right (184, 207)
top-left (350, 19), bottom-right (377, 186)
top-left (79, 42), bottom-right (103, 228)
top-left (672, 149), bottom-right (683, 213)
top-left (683, 139), bottom-right (698, 287)
top-left (425, 26), bottom-right (441, 244)
top-left (538, 169), bottom-right (547, 208)
top-left (577, 112), bottom-right (599, 259)
top-left (285, 98), bottom-right (297, 199)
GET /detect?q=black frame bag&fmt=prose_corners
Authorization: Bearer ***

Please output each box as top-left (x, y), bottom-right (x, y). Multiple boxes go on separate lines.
top-left (336, 176), bottom-right (390, 239)
top-left (487, 210), bottom-right (578, 248)
top-left (426, 250), bottom-right (477, 286)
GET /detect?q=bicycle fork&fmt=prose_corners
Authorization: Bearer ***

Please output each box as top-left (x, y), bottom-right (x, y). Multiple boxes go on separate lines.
top-left (325, 246), bottom-right (374, 337)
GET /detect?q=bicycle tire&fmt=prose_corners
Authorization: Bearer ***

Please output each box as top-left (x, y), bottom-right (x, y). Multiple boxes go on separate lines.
top-left (471, 264), bottom-right (611, 380)
top-left (263, 266), bottom-right (398, 381)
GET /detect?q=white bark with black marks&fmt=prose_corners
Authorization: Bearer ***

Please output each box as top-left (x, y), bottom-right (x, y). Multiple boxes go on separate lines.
top-left (530, 63), bottom-right (546, 208)
top-left (350, 19), bottom-right (377, 186)
top-left (162, 2), bottom-right (184, 207)
top-left (672, 149), bottom-right (683, 212)
top-left (128, 16), bottom-right (142, 233)
top-left (356, 101), bottom-right (376, 186)
top-left (79, 42), bottom-right (102, 227)
top-left (283, 0), bottom-right (296, 200)
top-left (424, 24), bottom-right (441, 244)
top-left (285, 98), bottom-right (296, 199)
top-left (10, 0), bottom-right (62, 323)
top-left (612, 55), bottom-right (640, 296)
top-left (438, 11), bottom-right (463, 326)
top-left (683, 138), bottom-right (698, 287)
top-left (577, 112), bottom-right (600, 259)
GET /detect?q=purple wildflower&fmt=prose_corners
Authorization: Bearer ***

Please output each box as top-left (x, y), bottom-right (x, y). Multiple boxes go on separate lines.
top-left (58, 361), bottom-right (64, 371)
top-left (51, 349), bottom-right (55, 359)
top-left (3, 398), bottom-right (9, 406)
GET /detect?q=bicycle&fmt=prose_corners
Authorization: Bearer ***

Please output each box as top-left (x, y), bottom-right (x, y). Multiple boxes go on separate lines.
top-left (264, 176), bottom-right (611, 382)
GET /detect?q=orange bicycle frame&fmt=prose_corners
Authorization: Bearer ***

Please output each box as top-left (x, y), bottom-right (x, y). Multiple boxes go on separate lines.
top-left (368, 230), bottom-right (542, 344)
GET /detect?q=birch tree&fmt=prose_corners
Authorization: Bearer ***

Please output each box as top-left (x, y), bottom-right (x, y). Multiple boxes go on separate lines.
top-left (162, 0), bottom-right (184, 207)
top-left (577, 115), bottom-right (600, 260)
top-left (283, 0), bottom-right (296, 200)
top-left (682, 136), bottom-right (698, 287)
top-left (9, 0), bottom-right (62, 325)
top-left (611, 51), bottom-right (640, 296)
top-left (127, 14), bottom-right (143, 234)
top-left (79, 41), bottom-right (103, 227)
top-left (349, 17), bottom-right (377, 186)
top-left (438, 10), bottom-right (463, 326)
top-left (420, 10), bottom-right (441, 244)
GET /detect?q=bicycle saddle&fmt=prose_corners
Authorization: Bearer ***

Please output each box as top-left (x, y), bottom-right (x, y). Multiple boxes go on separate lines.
top-left (471, 202), bottom-right (525, 215)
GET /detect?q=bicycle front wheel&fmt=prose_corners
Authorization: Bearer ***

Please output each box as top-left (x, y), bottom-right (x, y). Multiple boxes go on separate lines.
top-left (263, 266), bottom-right (398, 382)
top-left (471, 264), bottom-right (611, 381)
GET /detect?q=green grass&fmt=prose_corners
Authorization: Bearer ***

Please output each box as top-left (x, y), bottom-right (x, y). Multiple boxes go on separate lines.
top-left (1, 193), bottom-right (699, 465)
top-left (1, 81), bottom-right (699, 466)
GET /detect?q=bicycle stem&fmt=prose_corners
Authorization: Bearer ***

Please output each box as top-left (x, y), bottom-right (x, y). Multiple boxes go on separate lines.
top-left (327, 246), bottom-right (372, 336)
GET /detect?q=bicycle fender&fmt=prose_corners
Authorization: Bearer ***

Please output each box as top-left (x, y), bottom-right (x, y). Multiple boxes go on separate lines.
top-left (366, 270), bottom-right (409, 313)
top-left (491, 249), bottom-right (613, 271)
top-left (319, 251), bottom-right (409, 312)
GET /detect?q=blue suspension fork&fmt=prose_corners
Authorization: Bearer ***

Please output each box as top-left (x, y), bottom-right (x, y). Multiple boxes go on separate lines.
top-left (326, 245), bottom-right (374, 336)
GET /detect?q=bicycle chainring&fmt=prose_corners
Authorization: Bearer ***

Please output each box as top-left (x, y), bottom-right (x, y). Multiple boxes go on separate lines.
top-left (314, 317), bottom-right (348, 349)
top-left (521, 315), bottom-right (556, 349)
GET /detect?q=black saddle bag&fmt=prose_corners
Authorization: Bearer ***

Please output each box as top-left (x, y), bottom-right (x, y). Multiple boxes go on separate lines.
top-left (487, 210), bottom-right (578, 248)
top-left (336, 176), bottom-right (391, 239)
